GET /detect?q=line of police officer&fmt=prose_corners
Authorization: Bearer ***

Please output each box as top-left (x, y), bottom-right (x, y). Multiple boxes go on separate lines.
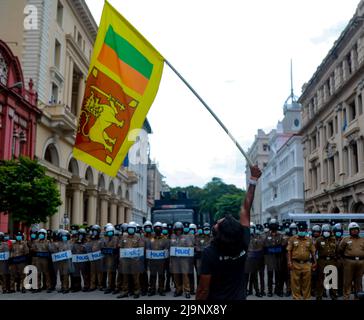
top-left (0, 220), bottom-right (211, 299)
top-left (245, 219), bottom-right (364, 300)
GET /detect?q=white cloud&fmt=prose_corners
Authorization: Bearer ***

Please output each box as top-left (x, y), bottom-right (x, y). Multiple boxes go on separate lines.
top-left (86, 0), bottom-right (360, 188)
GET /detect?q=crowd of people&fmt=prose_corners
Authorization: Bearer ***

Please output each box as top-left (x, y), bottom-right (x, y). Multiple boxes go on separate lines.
top-left (0, 217), bottom-right (363, 300)
top-left (0, 221), bottom-right (211, 299)
top-left (245, 219), bottom-right (364, 300)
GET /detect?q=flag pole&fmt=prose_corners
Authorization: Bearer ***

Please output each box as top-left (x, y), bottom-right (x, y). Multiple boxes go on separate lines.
top-left (164, 59), bottom-right (254, 168)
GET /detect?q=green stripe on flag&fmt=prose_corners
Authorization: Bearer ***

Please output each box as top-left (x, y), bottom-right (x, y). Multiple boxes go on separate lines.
top-left (104, 26), bottom-right (153, 79)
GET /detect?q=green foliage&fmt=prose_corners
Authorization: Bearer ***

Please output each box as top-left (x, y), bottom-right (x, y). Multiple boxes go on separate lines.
top-left (0, 157), bottom-right (62, 226)
top-left (169, 177), bottom-right (245, 223)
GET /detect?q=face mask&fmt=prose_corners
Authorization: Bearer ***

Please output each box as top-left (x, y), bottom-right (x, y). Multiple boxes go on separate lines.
top-left (297, 231), bottom-right (306, 237)
top-left (127, 228), bottom-right (135, 235)
top-left (291, 229), bottom-right (297, 235)
top-left (106, 231), bottom-right (114, 237)
top-left (144, 227), bottom-right (152, 233)
top-left (323, 231), bottom-right (331, 238)
top-left (92, 230), bottom-right (98, 236)
top-left (189, 230), bottom-right (195, 235)
top-left (16, 236), bottom-right (22, 241)
top-left (284, 228), bottom-right (290, 234)
top-left (31, 234), bottom-right (36, 239)
top-left (335, 232), bottom-right (342, 238)
top-left (183, 228), bottom-right (189, 233)
top-left (204, 229), bottom-right (211, 235)
top-left (198, 229), bottom-right (203, 235)
top-left (62, 236), bottom-right (68, 242)
top-left (162, 229), bottom-right (168, 235)
top-left (38, 234), bottom-right (45, 240)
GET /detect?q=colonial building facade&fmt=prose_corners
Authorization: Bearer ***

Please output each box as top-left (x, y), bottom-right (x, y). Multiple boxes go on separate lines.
top-left (299, 1), bottom-right (364, 213)
top-left (261, 98), bottom-right (304, 222)
top-left (246, 129), bottom-right (271, 224)
top-left (0, 40), bottom-right (40, 232)
top-left (0, 0), bottom-right (138, 229)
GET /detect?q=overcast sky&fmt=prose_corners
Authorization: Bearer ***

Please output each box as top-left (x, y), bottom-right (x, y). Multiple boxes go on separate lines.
top-left (86, 0), bottom-right (360, 189)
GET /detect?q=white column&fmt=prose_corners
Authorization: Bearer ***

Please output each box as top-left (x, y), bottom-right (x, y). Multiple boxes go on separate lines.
top-left (358, 138), bottom-right (364, 173)
top-left (110, 200), bottom-right (117, 225)
top-left (100, 195), bottom-right (109, 227)
top-left (72, 188), bottom-right (81, 225)
top-left (51, 178), bottom-right (67, 229)
top-left (117, 205), bottom-right (125, 224)
top-left (67, 58), bottom-right (74, 108)
top-left (87, 189), bottom-right (97, 226)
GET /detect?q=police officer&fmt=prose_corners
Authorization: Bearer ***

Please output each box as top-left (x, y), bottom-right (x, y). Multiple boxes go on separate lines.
top-left (117, 222), bottom-right (144, 299)
top-left (281, 222), bottom-right (291, 296)
top-left (338, 222), bottom-right (364, 300)
top-left (255, 224), bottom-right (266, 296)
top-left (140, 220), bottom-right (153, 296)
top-left (145, 222), bottom-right (169, 296)
top-left (8, 231), bottom-right (29, 293)
top-left (0, 232), bottom-right (10, 293)
top-left (87, 225), bottom-right (104, 291)
top-left (263, 219), bottom-right (284, 297)
top-left (287, 222), bottom-right (317, 300)
top-left (333, 223), bottom-right (344, 297)
top-left (310, 224), bottom-right (321, 297)
top-left (48, 230), bottom-right (59, 292)
top-left (315, 224), bottom-right (337, 300)
top-left (101, 224), bottom-right (119, 294)
top-left (170, 221), bottom-right (194, 299)
top-left (162, 223), bottom-right (172, 292)
top-left (50, 230), bottom-right (73, 294)
top-left (188, 223), bottom-right (198, 294)
top-left (30, 229), bottom-right (52, 293)
top-left (245, 222), bottom-right (264, 297)
top-left (71, 228), bottom-right (90, 292)
top-left (195, 223), bottom-right (211, 283)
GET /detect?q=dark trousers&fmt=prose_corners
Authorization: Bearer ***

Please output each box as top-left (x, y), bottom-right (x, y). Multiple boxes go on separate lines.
top-left (267, 270), bottom-right (282, 294)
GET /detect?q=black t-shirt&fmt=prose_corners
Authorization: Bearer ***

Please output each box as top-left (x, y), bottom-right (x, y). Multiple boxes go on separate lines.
top-left (200, 226), bottom-right (250, 300)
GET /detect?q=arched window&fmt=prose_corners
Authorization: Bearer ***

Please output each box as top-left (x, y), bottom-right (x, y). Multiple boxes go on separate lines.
top-left (67, 158), bottom-right (79, 177)
top-left (44, 144), bottom-right (59, 166)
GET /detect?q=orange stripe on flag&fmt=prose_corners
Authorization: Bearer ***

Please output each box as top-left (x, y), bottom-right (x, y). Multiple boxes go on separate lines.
top-left (98, 43), bottom-right (149, 95)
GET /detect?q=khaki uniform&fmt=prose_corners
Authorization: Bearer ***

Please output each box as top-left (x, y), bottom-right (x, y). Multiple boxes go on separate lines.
top-left (287, 236), bottom-right (315, 300)
top-left (0, 241), bottom-right (10, 292)
top-left (87, 238), bottom-right (104, 290)
top-left (30, 239), bottom-right (51, 290)
top-left (49, 241), bottom-right (73, 291)
top-left (71, 241), bottom-right (90, 290)
top-left (170, 233), bottom-right (194, 294)
top-left (281, 234), bottom-right (291, 295)
top-left (140, 234), bottom-right (152, 294)
top-left (263, 231), bottom-right (284, 294)
top-left (315, 236), bottom-right (337, 299)
top-left (101, 236), bottom-right (119, 290)
top-left (9, 240), bottom-right (29, 291)
top-left (245, 234), bottom-right (265, 294)
top-left (338, 236), bottom-right (364, 300)
top-left (335, 237), bottom-right (344, 296)
top-left (195, 234), bottom-right (211, 276)
top-left (118, 234), bottom-right (144, 295)
top-left (145, 234), bottom-right (169, 293)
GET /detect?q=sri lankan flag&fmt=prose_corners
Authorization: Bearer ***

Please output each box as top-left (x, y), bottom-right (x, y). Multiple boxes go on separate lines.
top-left (73, 1), bottom-right (164, 177)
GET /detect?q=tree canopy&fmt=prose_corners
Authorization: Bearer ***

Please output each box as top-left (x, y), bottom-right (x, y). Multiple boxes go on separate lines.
top-left (0, 157), bottom-right (62, 226)
top-left (169, 177), bottom-right (245, 222)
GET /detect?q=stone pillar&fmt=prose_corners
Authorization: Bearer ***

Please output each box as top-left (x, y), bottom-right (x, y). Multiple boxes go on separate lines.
top-left (67, 58), bottom-right (74, 109)
top-left (117, 204), bottom-right (125, 224)
top-left (86, 188), bottom-right (98, 226)
top-left (99, 193), bottom-right (109, 227)
top-left (71, 185), bottom-right (84, 225)
top-left (357, 138), bottom-right (364, 173)
top-left (334, 153), bottom-right (339, 183)
top-left (110, 199), bottom-right (117, 225)
top-left (51, 178), bottom-right (67, 229)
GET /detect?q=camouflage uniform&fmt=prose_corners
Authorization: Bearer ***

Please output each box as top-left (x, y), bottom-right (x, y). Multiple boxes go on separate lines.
top-left (100, 236), bottom-right (119, 291)
top-left (263, 231), bottom-right (284, 295)
top-left (9, 241), bottom-right (29, 291)
top-left (0, 241), bottom-right (10, 292)
top-left (145, 234), bottom-right (169, 294)
top-left (245, 233), bottom-right (264, 295)
top-left (87, 238), bottom-right (104, 290)
top-left (170, 233), bottom-right (194, 295)
top-left (30, 239), bottom-right (51, 290)
top-left (118, 234), bottom-right (144, 296)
